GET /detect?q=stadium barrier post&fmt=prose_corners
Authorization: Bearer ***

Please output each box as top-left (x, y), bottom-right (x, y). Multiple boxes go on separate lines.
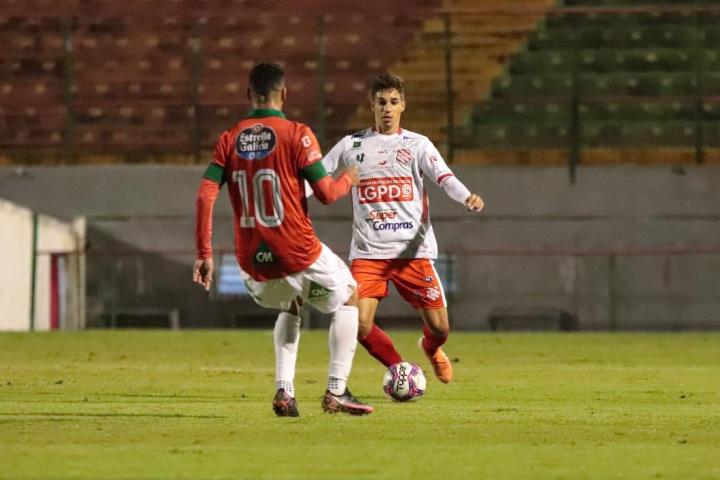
top-left (607, 254), bottom-right (617, 331)
top-left (693, 12), bottom-right (705, 165)
top-left (190, 22), bottom-right (204, 163)
top-left (62, 16), bottom-right (76, 159)
top-left (568, 13), bottom-right (580, 184)
top-left (443, 12), bottom-right (455, 164)
top-left (29, 212), bottom-right (38, 331)
top-left (315, 14), bottom-right (327, 149)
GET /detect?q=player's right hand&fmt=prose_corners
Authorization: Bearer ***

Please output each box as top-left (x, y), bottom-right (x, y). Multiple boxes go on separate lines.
top-left (193, 258), bottom-right (214, 291)
top-left (465, 193), bottom-right (484, 212)
top-left (341, 165), bottom-right (360, 186)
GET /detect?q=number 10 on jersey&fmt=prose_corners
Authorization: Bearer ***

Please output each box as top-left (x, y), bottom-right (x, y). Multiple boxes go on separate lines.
top-left (233, 169), bottom-right (284, 228)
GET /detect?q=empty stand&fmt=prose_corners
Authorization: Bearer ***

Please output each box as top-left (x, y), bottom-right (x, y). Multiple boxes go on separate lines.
top-left (0, 2), bottom-right (441, 163)
top-left (347, 0), bottom-right (557, 153)
top-left (460, 1), bottom-right (720, 165)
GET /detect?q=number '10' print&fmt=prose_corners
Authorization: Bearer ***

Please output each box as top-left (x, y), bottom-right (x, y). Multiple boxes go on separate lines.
top-left (233, 169), bottom-right (284, 228)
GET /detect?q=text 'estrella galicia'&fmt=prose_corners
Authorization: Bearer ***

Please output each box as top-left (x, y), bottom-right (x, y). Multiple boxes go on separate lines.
top-left (235, 123), bottom-right (277, 160)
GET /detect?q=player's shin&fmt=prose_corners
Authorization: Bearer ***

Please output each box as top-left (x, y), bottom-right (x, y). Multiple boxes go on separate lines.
top-left (421, 323), bottom-right (448, 354)
top-left (274, 311), bottom-right (301, 398)
top-left (359, 324), bottom-right (403, 367)
top-left (327, 305), bottom-right (359, 395)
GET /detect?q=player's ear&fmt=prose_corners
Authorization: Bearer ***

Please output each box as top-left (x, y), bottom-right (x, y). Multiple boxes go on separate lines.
top-left (280, 86), bottom-right (287, 103)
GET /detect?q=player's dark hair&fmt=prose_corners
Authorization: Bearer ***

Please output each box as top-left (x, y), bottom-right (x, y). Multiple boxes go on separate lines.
top-left (370, 73), bottom-right (405, 99)
top-left (248, 63), bottom-right (285, 100)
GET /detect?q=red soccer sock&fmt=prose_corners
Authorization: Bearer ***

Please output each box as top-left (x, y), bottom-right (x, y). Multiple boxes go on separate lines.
top-left (421, 325), bottom-right (448, 355)
top-left (359, 324), bottom-right (403, 367)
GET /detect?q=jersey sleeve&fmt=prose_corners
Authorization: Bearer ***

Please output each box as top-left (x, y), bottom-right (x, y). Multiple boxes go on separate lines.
top-left (321, 137), bottom-right (348, 175)
top-left (203, 131), bottom-right (231, 185)
top-left (419, 139), bottom-right (471, 204)
top-left (295, 125), bottom-right (323, 170)
top-left (195, 178), bottom-right (220, 259)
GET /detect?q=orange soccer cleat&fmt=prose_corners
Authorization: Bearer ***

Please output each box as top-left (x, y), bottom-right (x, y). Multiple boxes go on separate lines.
top-left (419, 337), bottom-right (453, 383)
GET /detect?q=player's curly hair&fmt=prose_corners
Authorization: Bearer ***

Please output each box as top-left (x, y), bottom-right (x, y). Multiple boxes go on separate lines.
top-left (248, 63), bottom-right (285, 101)
top-left (370, 73), bottom-right (405, 99)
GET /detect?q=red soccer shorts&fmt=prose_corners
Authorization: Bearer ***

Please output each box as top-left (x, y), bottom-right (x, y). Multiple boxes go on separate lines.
top-left (350, 258), bottom-right (447, 309)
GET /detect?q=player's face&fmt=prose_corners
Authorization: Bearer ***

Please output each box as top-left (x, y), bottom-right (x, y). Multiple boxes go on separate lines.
top-left (371, 88), bottom-right (405, 134)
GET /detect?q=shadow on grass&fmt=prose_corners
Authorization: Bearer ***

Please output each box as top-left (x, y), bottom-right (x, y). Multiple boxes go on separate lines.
top-left (0, 412), bottom-right (227, 419)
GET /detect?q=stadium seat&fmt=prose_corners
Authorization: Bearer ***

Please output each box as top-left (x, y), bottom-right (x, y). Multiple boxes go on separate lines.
top-left (472, 101), bottom-right (572, 125)
top-left (460, 1), bottom-right (720, 163)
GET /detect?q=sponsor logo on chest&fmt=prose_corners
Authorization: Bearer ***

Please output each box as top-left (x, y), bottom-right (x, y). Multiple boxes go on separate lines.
top-left (235, 123), bottom-right (277, 160)
top-left (357, 177), bottom-right (413, 204)
top-left (365, 208), bottom-right (414, 232)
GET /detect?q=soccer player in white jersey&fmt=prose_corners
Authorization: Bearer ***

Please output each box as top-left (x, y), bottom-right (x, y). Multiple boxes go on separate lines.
top-left (322, 73), bottom-right (484, 383)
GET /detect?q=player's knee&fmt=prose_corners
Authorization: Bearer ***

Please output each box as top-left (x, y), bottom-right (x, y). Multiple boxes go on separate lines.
top-left (357, 321), bottom-right (373, 339)
top-left (343, 287), bottom-right (358, 307)
top-left (284, 297), bottom-right (302, 316)
top-left (357, 311), bottom-right (374, 339)
top-left (423, 309), bottom-right (450, 337)
top-left (434, 324), bottom-right (450, 337)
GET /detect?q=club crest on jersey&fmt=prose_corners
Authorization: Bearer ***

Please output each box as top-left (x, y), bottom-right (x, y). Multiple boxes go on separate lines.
top-left (396, 148), bottom-right (413, 164)
top-left (235, 123), bottom-right (277, 160)
top-left (414, 287), bottom-right (441, 301)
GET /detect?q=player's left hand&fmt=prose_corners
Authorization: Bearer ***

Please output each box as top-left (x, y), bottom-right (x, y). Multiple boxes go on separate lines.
top-left (193, 258), bottom-right (214, 291)
top-left (465, 193), bottom-right (484, 212)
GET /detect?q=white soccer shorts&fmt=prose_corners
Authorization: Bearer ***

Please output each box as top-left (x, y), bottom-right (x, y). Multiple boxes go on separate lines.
top-left (241, 243), bottom-right (356, 314)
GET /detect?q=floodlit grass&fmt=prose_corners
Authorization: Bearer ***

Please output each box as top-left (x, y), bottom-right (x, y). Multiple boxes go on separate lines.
top-left (0, 331), bottom-right (718, 480)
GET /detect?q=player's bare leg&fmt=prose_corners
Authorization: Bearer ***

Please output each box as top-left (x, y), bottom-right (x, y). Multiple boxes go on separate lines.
top-left (272, 298), bottom-right (301, 417)
top-left (356, 297), bottom-right (402, 367)
top-left (323, 289), bottom-right (374, 415)
top-left (417, 307), bottom-right (453, 383)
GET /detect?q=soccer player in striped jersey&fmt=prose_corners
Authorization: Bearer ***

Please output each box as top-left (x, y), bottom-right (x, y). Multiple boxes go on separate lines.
top-left (193, 63), bottom-right (373, 416)
top-left (322, 73), bottom-right (484, 384)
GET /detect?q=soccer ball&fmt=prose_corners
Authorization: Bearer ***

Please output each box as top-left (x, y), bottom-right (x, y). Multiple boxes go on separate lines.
top-left (382, 361), bottom-right (426, 402)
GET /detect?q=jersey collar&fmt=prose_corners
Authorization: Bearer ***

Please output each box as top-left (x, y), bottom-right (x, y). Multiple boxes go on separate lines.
top-left (246, 108), bottom-right (286, 119)
top-left (372, 127), bottom-right (403, 136)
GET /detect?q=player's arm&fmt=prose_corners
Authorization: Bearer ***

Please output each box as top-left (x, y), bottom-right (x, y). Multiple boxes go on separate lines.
top-left (298, 129), bottom-right (357, 204)
top-left (421, 142), bottom-right (484, 212)
top-left (306, 136), bottom-right (347, 199)
top-left (302, 161), bottom-right (358, 205)
top-left (193, 140), bottom-right (227, 290)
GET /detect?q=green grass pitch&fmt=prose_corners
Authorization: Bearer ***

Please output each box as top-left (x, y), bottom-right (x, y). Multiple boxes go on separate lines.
top-left (0, 331), bottom-right (718, 479)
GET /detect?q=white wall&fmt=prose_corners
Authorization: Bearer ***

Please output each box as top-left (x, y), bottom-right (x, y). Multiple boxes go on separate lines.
top-left (0, 198), bottom-right (85, 331)
top-left (0, 200), bottom-right (34, 330)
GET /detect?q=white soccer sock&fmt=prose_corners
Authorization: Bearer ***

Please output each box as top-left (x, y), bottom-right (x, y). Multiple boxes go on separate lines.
top-left (327, 305), bottom-right (359, 395)
top-left (274, 311), bottom-right (301, 398)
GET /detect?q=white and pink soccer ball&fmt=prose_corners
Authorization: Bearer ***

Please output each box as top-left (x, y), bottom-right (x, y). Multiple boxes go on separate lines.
top-left (382, 361), bottom-right (426, 402)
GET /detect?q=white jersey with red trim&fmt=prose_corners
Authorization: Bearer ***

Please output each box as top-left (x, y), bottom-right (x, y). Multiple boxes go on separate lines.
top-left (323, 127), bottom-right (460, 260)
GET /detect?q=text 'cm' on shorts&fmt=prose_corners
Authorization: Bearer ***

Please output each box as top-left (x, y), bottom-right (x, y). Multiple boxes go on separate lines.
top-left (242, 244), bottom-right (356, 313)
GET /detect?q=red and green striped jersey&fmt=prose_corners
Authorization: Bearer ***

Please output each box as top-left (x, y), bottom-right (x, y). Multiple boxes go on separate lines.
top-left (204, 109), bottom-right (327, 281)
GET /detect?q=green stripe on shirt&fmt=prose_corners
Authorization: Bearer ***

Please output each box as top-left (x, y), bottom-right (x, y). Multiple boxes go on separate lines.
top-left (203, 163), bottom-right (225, 184)
top-left (302, 161), bottom-right (328, 183)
